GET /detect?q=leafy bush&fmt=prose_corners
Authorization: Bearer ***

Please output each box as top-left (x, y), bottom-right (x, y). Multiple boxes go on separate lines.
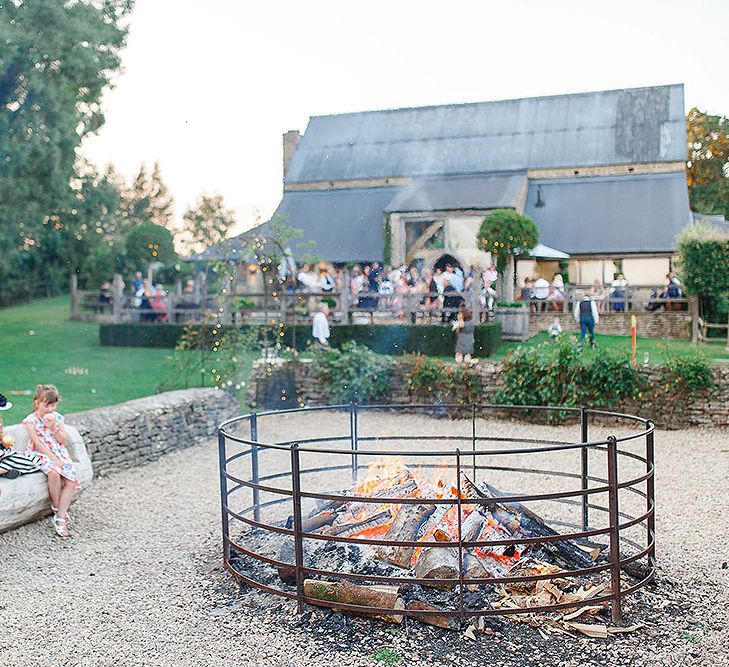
top-left (100, 322), bottom-right (502, 357)
top-left (400, 354), bottom-right (482, 404)
top-left (653, 351), bottom-right (713, 426)
top-left (493, 336), bottom-right (644, 420)
top-left (309, 341), bottom-right (394, 404)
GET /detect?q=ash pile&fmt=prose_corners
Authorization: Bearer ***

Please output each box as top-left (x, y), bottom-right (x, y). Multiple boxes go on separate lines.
top-left (233, 459), bottom-right (612, 629)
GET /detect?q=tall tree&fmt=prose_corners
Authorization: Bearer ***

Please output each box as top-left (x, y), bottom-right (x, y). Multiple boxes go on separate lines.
top-left (0, 0), bottom-right (132, 304)
top-left (122, 161), bottom-right (175, 229)
top-left (182, 193), bottom-right (236, 252)
top-left (686, 107), bottom-right (729, 219)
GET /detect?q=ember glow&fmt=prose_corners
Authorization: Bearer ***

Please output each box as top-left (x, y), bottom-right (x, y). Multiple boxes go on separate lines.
top-left (310, 460), bottom-right (536, 579)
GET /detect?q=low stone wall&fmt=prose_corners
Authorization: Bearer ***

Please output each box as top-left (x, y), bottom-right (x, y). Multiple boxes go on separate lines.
top-left (248, 359), bottom-right (729, 430)
top-left (528, 311), bottom-right (692, 339)
top-left (66, 388), bottom-right (239, 475)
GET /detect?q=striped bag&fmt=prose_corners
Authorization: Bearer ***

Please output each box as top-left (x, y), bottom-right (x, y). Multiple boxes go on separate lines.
top-left (0, 449), bottom-right (40, 475)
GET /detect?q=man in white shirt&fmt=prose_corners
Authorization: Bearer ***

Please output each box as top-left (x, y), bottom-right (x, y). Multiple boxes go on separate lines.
top-left (312, 302), bottom-right (330, 346)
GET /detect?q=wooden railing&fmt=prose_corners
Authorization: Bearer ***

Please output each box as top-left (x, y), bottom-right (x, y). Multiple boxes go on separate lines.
top-left (70, 274), bottom-right (696, 327)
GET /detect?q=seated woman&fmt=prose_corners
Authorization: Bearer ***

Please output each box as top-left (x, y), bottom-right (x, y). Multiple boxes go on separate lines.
top-left (547, 274), bottom-right (566, 311)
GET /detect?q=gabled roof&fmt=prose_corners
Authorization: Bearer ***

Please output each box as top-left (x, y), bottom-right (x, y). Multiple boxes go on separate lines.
top-left (524, 172), bottom-right (692, 254)
top-left (384, 173), bottom-right (526, 213)
top-left (285, 84), bottom-right (686, 183)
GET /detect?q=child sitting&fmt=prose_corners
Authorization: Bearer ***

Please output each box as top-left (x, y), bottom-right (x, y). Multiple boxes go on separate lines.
top-left (548, 318), bottom-right (563, 340)
top-left (22, 384), bottom-right (80, 537)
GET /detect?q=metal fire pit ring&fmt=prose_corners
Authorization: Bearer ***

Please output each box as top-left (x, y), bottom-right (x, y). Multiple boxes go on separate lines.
top-left (217, 403), bottom-right (656, 626)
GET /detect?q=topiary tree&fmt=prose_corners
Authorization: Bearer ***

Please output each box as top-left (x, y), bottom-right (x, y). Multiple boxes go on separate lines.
top-left (477, 209), bottom-right (539, 301)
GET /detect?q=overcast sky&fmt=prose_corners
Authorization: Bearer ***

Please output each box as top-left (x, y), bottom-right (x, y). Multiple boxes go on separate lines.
top-left (82, 0), bottom-right (729, 236)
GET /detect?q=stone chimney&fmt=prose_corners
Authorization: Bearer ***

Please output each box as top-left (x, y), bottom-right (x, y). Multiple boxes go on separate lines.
top-left (282, 130), bottom-right (301, 179)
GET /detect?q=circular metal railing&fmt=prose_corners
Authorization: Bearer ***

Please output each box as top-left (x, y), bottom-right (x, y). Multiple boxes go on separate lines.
top-left (217, 404), bottom-right (655, 626)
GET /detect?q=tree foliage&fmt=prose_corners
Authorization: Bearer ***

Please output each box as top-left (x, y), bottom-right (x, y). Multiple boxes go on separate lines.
top-left (476, 209), bottom-right (539, 272)
top-left (0, 0), bottom-right (132, 304)
top-left (122, 161), bottom-right (175, 229)
top-left (182, 193), bottom-right (236, 253)
top-left (675, 223), bottom-right (729, 297)
top-left (125, 222), bottom-right (177, 272)
top-left (686, 107), bottom-right (729, 219)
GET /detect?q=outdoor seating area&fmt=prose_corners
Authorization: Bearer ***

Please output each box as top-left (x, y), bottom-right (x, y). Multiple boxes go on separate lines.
top-left (70, 265), bottom-right (692, 336)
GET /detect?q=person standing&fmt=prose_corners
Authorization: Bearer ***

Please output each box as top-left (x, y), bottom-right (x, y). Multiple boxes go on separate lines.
top-left (312, 302), bottom-right (331, 346)
top-left (573, 294), bottom-right (599, 348)
top-left (454, 309), bottom-right (476, 365)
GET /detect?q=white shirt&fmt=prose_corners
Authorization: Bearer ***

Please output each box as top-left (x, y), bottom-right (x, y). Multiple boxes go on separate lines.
top-left (446, 270), bottom-right (464, 292)
top-left (312, 311), bottom-right (330, 344)
top-left (533, 278), bottom-right (550, 299)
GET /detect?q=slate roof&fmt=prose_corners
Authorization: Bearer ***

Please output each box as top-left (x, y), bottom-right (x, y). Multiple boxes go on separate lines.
top-left (524, 173), bottom-right (692, 254)
top-left (272, 187), bottom-right (401, 262)
top-left (285, 84), bottom-right (686, 183)
top-left (384, 173), bottom-right (527, 213)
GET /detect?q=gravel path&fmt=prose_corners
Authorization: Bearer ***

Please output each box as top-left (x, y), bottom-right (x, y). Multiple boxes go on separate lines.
top-left (1, 412), bottom-right (727, 666)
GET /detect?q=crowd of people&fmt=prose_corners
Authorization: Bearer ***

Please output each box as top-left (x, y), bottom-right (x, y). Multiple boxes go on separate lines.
top-left (294, 261), bottom-right (498, 320)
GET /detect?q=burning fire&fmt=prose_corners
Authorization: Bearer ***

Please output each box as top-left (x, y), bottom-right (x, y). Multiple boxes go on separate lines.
top-left (313, 459), bottom-right (525, 576)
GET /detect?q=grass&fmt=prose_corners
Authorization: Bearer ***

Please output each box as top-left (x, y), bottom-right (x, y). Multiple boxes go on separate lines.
top-left (0, 296), bottom-right (256, 417)
top-left (491, 332), bottom-right (729, 364)
top-left (1, 296), bottom-right (724, 419)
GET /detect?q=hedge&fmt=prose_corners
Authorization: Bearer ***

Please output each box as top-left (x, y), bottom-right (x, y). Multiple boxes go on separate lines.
top-left (99, 321), bottom-right (502, 357)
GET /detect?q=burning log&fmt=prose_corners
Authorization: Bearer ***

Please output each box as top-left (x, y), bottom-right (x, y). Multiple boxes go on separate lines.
top-left (376, 503), bottom-right (436, 568)
top-left (303, 579), bottom-right (405, 624)
top-left (324, 510), bottom-right (393, 538)
top-left (406, 601), bottom-right (460, 630)
top-left (413, 545), bottom-right (460, 588)
top-left (343, 478), bottom-right (418, 517)
top-left (468, 478), bottom-right (595, 572)
top-left (301, 510), bottom-right (338, 533)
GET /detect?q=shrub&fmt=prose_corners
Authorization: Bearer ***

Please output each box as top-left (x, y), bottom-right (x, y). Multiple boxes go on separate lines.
top-left (309, 341), bottom-right (394, 404)
top-left (493, 336), bottom-right (644, 420)
top-left (100, 322), bottom-right (502, 357)
top-left (400, 354), bottom-right (482, 404)
top-left (653, 351), bottom-right (713, 427)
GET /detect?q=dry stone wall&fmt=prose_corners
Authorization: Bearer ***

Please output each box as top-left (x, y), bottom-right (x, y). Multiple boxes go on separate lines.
top-left (528, 311), bottom-right (692, 339)
top-left (67, 388), bottom-right (238, 475)
top-left (248, 359), bottom-right (728, 430)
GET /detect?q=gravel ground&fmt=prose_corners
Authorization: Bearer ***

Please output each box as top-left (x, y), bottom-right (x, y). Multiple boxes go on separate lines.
top-left (0, 411), bottom-right (727, 666)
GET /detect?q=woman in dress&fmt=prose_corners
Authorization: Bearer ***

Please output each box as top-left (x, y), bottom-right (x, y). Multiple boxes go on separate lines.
top-left (23, 384), bottom-right (80, 537)
top-left (454, 309), bottom-right (476, 365)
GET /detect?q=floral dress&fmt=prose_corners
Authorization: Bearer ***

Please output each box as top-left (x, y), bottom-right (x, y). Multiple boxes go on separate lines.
top-left (22, 412), bottom-right (80, 489)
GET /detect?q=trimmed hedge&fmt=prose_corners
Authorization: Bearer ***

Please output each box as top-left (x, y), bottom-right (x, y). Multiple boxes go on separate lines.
top-left (99, 321), bottom-right (502, 357)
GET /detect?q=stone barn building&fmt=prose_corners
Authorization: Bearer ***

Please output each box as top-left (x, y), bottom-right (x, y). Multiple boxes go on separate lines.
top-left (242, 84), bottom-right (692, 285)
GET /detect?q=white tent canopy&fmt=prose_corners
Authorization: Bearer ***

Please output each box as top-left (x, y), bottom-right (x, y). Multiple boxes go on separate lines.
top-left (528, 243), bottom-right (570, 259)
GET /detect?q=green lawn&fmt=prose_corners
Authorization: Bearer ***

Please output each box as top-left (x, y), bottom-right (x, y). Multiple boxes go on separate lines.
top-left (489, 332), bottom-right (729, 364)
top-left (1, 297), bottom-right (725, 419)
top-left (0, 297), bottom-right (256, 417)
